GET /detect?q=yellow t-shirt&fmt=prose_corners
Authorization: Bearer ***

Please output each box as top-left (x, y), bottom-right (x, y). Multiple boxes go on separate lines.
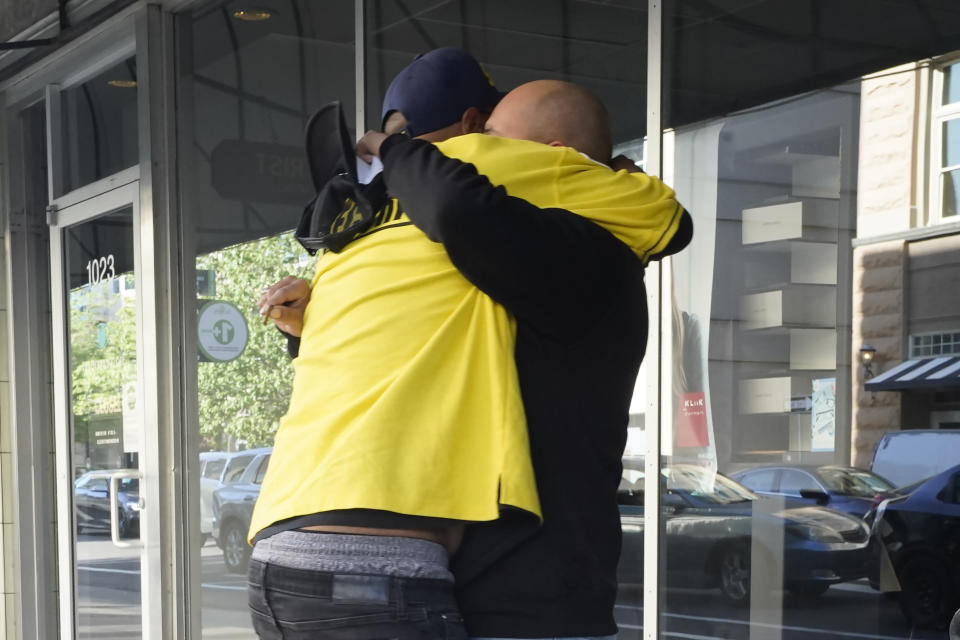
top-left (248, 135), bottom-right (682, 542)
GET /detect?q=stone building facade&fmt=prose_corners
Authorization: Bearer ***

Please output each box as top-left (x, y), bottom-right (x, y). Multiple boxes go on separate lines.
top-left (852, 60), bottom-right (960, 466)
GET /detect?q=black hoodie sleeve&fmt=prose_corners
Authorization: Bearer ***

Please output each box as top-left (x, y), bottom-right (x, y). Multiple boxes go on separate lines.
top-left (379, 135), bottom-right (643, 343)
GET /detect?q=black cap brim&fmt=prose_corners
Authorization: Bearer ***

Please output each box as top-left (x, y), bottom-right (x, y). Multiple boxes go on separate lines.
top-left (305, 101), bottom-right (356, 190)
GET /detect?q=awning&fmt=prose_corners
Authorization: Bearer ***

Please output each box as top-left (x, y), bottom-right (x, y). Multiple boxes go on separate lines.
top-left (865, 357), bottom-right (960, 392)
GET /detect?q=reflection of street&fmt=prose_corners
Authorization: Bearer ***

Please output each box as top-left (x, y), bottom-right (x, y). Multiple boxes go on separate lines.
top-left (615, 584), bottom-right (948, 640)
top-left (74, 535), bottom-right (256, 639)
top-left (74, 534), bottom-right (947, 640)
top-left (77, 534), bottom-right (141, 639)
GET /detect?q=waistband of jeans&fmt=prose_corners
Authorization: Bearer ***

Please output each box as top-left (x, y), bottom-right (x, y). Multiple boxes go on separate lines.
top-left (251, 530), bottom-right (452, 581)
top-left (249, 559), bottom-right (459, 608)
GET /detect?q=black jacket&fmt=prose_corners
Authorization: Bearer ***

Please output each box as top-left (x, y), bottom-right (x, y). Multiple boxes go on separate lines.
top-left (376, 134), bottom-right (691, 637)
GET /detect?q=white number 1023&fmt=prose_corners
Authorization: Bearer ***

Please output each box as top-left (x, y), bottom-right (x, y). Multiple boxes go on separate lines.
top-left (86, 255), bottom-right (116, 285)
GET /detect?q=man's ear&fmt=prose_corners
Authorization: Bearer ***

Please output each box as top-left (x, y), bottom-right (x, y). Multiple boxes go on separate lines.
top-left (459, 107), bottom-right (489, 134)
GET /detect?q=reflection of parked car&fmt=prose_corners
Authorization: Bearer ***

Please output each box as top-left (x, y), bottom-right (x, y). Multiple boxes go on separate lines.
top-left (871, 429), bottom-right (960, 488)
top-left (212, 448), bottom-right (272, 573)
top-left (199, 450), bottom-right (260, 544)
top-left (617, 461), bottom-right (871, 604)
top-left (731, 465), bottom-right (895, 518)
top-left (868, 463), bottom-right (960, 628)
top-left (74, 470), bottom-right (140, 538)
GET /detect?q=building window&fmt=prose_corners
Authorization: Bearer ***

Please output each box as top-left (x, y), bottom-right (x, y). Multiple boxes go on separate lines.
top-left (909, 331), bottom-right (960, 357)
top-left (932, 59), bottom-right (960, 221)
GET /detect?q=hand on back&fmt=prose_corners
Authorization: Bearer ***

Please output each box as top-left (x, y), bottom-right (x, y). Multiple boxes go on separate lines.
top-left (258, 276), bottom-right (311, 337)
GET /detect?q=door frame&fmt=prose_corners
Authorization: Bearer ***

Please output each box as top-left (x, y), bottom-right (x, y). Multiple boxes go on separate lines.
top-left (49, 178), bottom-right (163, 639)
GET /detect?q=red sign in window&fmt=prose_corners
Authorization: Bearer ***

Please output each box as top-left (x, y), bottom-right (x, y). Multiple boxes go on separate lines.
top-left (677, 391), bottom-right (709, 448)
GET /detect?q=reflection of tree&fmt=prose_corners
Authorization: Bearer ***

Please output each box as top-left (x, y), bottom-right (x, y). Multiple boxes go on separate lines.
top-left (70, 284), bottom-right (137, 418)
top-left (196, 233), bottom-right (316, 450)
top-left (69, 234), bottom-right (315, 452)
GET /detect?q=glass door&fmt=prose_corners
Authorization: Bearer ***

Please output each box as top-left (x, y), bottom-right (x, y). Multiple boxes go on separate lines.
top-left (51, 181), bottom-right (152, 640)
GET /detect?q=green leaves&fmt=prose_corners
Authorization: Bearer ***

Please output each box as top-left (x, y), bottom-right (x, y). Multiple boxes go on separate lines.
top-left (196, 233), bottom-right (316, 450)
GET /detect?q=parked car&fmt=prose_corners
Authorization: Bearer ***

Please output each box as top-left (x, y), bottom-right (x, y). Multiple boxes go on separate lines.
top-left (74, 469), bottom-right (140, 538)
top-left (199, 449), bottom-right (261, 544)
top-left (871, 429), bottom-right (960, 488)
top-left (212, 447), bottom-right (272, 573)
top-left (617, 461), bottom-right (872, 604)
top-left (867, 463), bottom-right (960, 628)
top-left (730, 465), bottom-right (895, 518)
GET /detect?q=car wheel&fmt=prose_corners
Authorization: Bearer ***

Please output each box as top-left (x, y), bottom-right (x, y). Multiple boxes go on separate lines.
top-left (897, 555), bottom-right (949, 629)
top-left (221, 521), bottom-right (251, 574)
top-left (788, 582), bottom-right (830, 599)
top-left (718, 545), bottom-right (751, 605)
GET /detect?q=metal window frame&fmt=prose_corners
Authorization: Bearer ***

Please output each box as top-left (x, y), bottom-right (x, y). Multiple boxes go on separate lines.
top-left (50, 181), bottom-right (146, 640)
top-left (643, 2), bottom-right (665, 639)
top-left (2, 87), bottom-right (59, 640)
top-left (135, 6), bottom-right (184, 639)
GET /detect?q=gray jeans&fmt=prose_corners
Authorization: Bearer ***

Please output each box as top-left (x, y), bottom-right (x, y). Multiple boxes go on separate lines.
top-left (248, 531), bottom-right (466, 640)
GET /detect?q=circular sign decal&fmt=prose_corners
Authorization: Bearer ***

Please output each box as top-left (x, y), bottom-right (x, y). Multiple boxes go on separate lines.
top-left (198, 300), bottom-right (249, 362)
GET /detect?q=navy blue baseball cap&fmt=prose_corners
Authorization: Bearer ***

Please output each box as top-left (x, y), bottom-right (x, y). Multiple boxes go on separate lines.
top-left (381, 48), bottom-right (503, 137)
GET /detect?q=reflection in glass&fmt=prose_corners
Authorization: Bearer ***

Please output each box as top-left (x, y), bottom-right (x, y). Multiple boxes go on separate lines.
top-left (60, 58), bottom-right (139, 195)
top-left (365, 0), bottom-right (648, 143)
top-left (178, 1), bottom-right (652, 636)
top-left (944, 62), bottom-right (960, 106)
top-left (657, 78), bottom-right (915, 638)
top-left (177, 1), bottom-right (353, 634)
top-left (942, 118), bottom-right (960, 168)
top-left (943, 168), bottom-right (960, 217)
top-left (66, 208), bottom-right (142, 639)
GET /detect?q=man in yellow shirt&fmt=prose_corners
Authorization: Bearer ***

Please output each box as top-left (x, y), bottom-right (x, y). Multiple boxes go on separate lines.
top-left (251, 51), bottom-right (690, 640)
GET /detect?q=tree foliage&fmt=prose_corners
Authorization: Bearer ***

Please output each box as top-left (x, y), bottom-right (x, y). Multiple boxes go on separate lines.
top-left (68, 232), bottom-right (316, 453)
top-left (196, 233), bottom-right (316, 449)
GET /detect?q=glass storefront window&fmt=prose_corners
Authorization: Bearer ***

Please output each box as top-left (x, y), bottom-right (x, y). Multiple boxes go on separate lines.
top-left (176, 1), bottom-right (352, 636)
top-left (364, 0), bottom-right (648, 143)
top-left (59, 58), bottom-right (139, 195)
top-left (67, 208), bottom-right (142, 639)
top-left (365, 0), bottom-right (651, 629)
top-left (659, 82), bottom-right (890, 637)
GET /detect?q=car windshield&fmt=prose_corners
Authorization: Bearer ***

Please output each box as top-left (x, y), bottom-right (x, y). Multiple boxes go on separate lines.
top-left (664, 465), bottom-right (758, 505)
top-left (818, 467), bottom-right (892, 497)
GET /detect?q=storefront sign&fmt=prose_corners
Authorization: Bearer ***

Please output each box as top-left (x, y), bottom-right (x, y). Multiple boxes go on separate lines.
top-left (677, 391), bottom-right (709, 447)
top-left (122, 380), bottom-right (141, 455)
top-left (811, 377), bottom-right (836, 451)
top-left (198, 300), bottom-right (248, 362)
top-left (211, 140), bottom-right (314, 205)
top-left (197, 269), bottom-right (216, 296)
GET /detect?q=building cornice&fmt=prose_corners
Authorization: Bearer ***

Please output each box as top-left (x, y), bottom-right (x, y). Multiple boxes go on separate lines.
top-left (852, 220), bottom-right (960, 247)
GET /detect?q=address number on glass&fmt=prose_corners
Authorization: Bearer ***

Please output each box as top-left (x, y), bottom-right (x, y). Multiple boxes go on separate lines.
top-left (86, 255), bottom-right (116, 285)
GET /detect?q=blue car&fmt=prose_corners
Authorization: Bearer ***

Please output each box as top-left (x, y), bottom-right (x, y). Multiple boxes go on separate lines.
top-left (731, 465), bottom-right (896, 518)
top-left (868, 463), bottom-right (960, 629)
top-left (618, 461), bottom-right (872, 604)
top-left (74, 469), bottom-right (140, 538)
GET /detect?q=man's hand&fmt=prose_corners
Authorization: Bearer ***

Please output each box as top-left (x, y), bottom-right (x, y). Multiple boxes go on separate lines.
top-left (356, 130), bottom-right (389, 162)
top-left (258, 276), bottom-right (311, 337)
top-left (610, 154), bottom-right (645, 174)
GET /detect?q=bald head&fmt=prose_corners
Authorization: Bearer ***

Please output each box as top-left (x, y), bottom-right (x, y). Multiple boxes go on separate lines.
top-left (484, 80), bottom-right (612, 163)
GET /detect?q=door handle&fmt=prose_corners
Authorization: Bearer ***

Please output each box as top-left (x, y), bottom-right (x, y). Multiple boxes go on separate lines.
top-left (110, 470), bottom-right (143, 548)
top-left (244, 496), bottom-right (254, 502)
